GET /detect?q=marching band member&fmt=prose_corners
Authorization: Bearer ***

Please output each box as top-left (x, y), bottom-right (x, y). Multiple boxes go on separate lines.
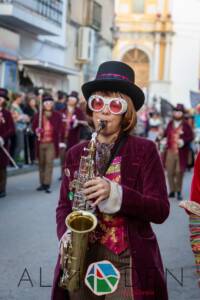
top-left (0, 88), bottom-right (15, 198)
top-left (52, 61), bottom-right (170, 300)
top-left (59, 91), bottom-right (87, 178)
top-left (32, 93), bottom-right (63, 193)
top-left (164, 104), bottom-right (193, 200)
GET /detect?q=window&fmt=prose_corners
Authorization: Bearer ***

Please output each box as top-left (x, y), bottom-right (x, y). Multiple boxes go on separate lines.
top-left (37, 0), bottom-right (63, 25)
top-left (132, 0), bottom-right (145, 14)
top-left (86, 0), bottom-right (102, 31)
top-left (92, 1), bottom-right (102, 30)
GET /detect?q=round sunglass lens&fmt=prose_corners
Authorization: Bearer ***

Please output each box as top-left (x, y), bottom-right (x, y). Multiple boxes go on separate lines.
top-left (91, 97), bottom-right (104, 111)
top-left (110, 100), bottom-right (122, 113)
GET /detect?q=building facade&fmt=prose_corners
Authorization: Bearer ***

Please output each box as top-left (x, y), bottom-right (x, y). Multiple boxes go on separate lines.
top-left (0, 0), bottom-right (115, 95)
top-left (113, 0), bottom-right (200, 107)
top-left (0, 0), bottom-right (75, 92)
top-left (66, 0), bottom-right (115, 91)
top-left (113, 0), bottom-right (173, 105)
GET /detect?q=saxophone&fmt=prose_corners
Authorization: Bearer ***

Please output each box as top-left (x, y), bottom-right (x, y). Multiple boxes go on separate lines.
top-left (59, 120), bottom-right (106, 292)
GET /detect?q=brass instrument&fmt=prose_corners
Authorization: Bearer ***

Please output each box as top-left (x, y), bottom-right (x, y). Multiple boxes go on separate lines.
top-left (59, 120), bottom-right (106, 291)
top-left (37, 88), bottom-right (44, 141)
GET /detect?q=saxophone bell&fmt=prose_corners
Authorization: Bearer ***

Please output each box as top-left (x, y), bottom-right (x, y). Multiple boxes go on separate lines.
top-left (59, 117), bottom-right (105, 292)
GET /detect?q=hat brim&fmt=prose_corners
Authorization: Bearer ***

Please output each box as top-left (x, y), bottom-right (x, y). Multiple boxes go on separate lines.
top-left (173, 108), bottom-right (184, 113)
top-left (0, 96), bottom-right (9, 101)
top-left (42, 99), bottom-right (54, 102)
top-left (82, 79), bottom-right (145, 111)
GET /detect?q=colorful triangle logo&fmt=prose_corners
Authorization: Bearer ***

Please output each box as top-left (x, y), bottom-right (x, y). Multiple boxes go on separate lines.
top-left (85, 260), bottom-right (120, 296)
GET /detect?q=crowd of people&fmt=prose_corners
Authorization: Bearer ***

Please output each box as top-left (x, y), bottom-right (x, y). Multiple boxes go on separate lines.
top-left (1, 85), bottom-right (200, 199)
top-left (0, 87), bottom-right (92, 197)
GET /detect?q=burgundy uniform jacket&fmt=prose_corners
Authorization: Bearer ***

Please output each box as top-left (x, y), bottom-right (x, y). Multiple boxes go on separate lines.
top-left (60, 107), bottom-right (86, 150)
top-left (32, 111), bottom-right (63, 158)
top-left (51, 135), bottom-right (170, 300)
top-left (165, 120), bottom-right (194, 172)
top-left (0, 109), bottom-right (15, 168)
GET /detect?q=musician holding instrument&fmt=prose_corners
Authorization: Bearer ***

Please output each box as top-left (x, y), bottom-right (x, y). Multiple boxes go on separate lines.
top-left (32, 93), bottom-right (63, 193)
top-left (0, 88), bottom-right (15, 198)
top-left (59, 91), bottom-right (87, 179)
top-left (52, 61), bottom-right (170, 300)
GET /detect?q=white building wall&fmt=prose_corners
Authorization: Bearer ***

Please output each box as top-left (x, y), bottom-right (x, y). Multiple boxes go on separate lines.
top-left (170, 0), bottom-right (200, 107)
top-left (19, 33), bottom-right (65, 65)
top-left (87, 0), bottom-right (115, 80)
top-left (64, 24), bottom-right (81, 93)
top-left (19, 0), bottom-right (67, 64)
top-left (39, 0), bottom-right (67, 48)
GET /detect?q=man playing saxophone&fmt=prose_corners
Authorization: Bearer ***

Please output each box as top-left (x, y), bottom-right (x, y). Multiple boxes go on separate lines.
top-left (52, 61), bottom-right (170, 300)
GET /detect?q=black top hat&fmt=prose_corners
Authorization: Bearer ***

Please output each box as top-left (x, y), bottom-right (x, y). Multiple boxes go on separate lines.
top-left (42, 93), bottom-right (54, 102)
top-left (173, 103), bottom-right (185, 113)
top-left (81, 61), bottom-right (145, 111)
top-left (0, 88), bottom-right (9, 101)
top-left (68, 91), bottom-right (79, 99)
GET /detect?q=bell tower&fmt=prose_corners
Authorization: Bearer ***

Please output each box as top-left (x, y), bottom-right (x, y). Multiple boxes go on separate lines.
top-left (113, 0), bottom-right (173, 103)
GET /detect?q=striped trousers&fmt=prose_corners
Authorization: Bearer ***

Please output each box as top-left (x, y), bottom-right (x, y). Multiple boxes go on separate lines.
top-left (189, 213), bottom-right (200, 276)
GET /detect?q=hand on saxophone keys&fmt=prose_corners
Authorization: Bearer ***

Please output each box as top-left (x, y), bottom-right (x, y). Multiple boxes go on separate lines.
top-left (83, 176), bottom-right (111, 207)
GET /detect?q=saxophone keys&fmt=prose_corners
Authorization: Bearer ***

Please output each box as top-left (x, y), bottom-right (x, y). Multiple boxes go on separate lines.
top-left (68, 191), bottom-right (74, 201)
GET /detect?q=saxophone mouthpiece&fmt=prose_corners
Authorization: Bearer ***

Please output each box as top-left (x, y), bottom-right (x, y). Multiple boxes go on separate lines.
top-left (99, 119), bottom-right (106, 130)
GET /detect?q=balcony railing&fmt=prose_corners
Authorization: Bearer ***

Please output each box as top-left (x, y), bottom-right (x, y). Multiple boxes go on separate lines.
top-left (0, 0), bottom-right (63, 26)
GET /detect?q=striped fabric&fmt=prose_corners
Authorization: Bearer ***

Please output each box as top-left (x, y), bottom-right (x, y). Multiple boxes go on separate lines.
top-left (189, 213), bottom-right (200, 275)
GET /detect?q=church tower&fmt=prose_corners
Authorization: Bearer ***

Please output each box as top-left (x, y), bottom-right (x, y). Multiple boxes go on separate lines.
top-left (113, 0), bottom-right (173, 103)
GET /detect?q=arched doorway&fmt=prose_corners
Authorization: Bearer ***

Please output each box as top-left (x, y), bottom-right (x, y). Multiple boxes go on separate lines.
top-left (122, 48), bottom-right (150, 89)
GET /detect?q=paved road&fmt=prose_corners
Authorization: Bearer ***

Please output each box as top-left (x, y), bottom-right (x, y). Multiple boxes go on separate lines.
top-left (0, 167), bottom-right (199, 299)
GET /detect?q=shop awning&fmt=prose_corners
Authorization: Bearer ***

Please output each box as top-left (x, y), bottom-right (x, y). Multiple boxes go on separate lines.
top-left (18, 59), bottom-right (79, 76)
top-left (18, 60), bottom-right (80, 91)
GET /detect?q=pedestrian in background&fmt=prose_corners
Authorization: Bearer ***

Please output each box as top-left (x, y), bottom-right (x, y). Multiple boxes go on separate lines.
top-left (10, 92), bottom-right (30, 164)
top-left (147, 111), bottom-right (162, 142)
top-left (23, 94), bottom-right (38, 164)
top-left (32, 93), bottom-right (63, 193)
top-left (59, 91), bottom-right (87, 178)
top-left (0, 88), bottom-right (15, 198)
top-left (163, 104), bottom-right (193, 200)
top-left (55, 91), bottom-right (67, 112)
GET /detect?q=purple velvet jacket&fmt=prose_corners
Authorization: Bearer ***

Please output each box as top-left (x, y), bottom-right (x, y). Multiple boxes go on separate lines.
top-left (164, 120), bottom-right (194, 172)
top-left (51, 135), bottom-right (170, 300)
top-left (0, 109), bottom-right (15, 168)
top-left (60, 107), bottom-right (86, 150)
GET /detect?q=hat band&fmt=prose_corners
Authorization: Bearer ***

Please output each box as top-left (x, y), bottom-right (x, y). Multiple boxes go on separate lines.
top-left (96, 73), bottom-right (132, 83)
